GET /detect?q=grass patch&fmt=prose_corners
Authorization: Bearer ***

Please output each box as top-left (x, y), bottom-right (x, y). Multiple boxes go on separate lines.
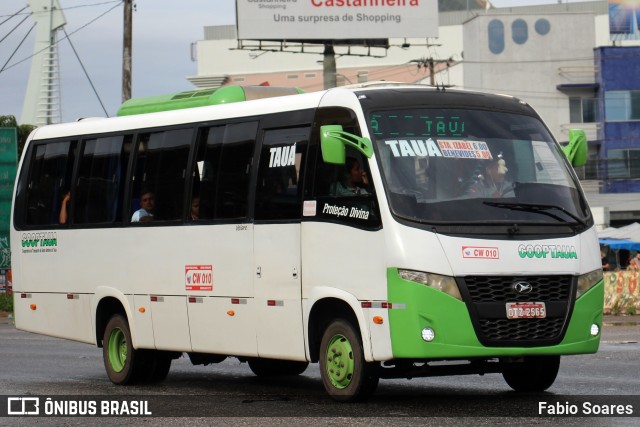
top-left (0, 293), bottom-right (13, 312)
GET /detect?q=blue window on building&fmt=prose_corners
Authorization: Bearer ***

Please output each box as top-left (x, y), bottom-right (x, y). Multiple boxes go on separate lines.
top-left (512, 19), bottom-right (528, 44)
top-left (535, 18), bottom-right (551, 36)
top-left (605, 90), bottom-right (640, 121)
top-left (488, 19), bottom-right (505, 54)
top-left (608, 149), bottom-right (640, 178)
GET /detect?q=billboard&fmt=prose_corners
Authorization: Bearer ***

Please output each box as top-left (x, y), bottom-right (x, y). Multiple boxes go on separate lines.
top-left (609, 0), bottom-right (640, 41)
top-left (0, 127), bottom-right (18, 270)
top-left (236, 0), bottom-right (439, 40)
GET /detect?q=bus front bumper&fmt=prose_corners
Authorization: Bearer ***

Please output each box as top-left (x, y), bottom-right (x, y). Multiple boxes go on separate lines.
top-left (387, 270), bottom-right (604, 359)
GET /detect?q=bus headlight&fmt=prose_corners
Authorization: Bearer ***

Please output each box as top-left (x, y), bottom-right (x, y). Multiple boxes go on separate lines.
top-left (576, 268), bottom-right (603, 299)
top-left (398, 270), bottom-right (462, 301)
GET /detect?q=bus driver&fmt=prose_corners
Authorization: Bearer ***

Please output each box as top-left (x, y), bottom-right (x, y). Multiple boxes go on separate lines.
top-left (467, 154), bottom-right (514, 198)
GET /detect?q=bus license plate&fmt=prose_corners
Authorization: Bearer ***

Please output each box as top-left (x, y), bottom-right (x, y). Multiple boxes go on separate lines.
top-left (505, 302), bottom-right (546, 319)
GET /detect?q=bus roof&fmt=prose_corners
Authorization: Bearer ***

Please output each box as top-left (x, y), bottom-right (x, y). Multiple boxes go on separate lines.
top-left (116, 85), bottom-right (304, 116)
top-left (28, 84), bottom-right (531, 142)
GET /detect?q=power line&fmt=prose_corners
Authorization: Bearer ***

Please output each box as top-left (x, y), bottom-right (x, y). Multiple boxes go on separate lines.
top-left (0, 1), bottom-right (122, 18)
top-left (0, 6), bottom-right (28, 27)
top-left (0, 22), bottom-right (35, 73)
top-left (62, 27), bottom-right (109, 117)
top-left (0, 13), bottom-right (30, 45)
top-left (0, 0), bottom-right (123, 74)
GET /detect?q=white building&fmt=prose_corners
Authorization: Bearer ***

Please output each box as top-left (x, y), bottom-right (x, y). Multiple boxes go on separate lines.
top-left (189, 1), bottom-right (640, 225)
top-left (190, 2), bottom-right (625, 142)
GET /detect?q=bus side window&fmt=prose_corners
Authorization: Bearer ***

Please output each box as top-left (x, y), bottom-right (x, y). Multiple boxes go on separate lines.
top-left (24, 140), bottom-right (76, 227)
top-left (254, 127), bottom-right (309, 221)
top-left (191, 121), bottom-right (257, 221)
top-left (74, 135), bottom-right (131, 225)
top-left (218, 122), bottom-right (257, 219)
top-left (192, 126), bottom-right (224, 221)
top-left (132, 129), bottom-right (193, 222)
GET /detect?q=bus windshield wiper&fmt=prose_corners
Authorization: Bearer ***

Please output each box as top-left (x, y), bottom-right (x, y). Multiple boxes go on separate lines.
top-left (483, 201), bottom-right (587, 229)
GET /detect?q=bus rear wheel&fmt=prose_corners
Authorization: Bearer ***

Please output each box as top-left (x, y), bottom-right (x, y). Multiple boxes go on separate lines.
top-left (102, 314), bottom-right (145, 385)
top-left (502, 355), bottom-right (560, 392)
top-left (138, 350), bottom-right (173, 383)
top-left (319, 319), bottom-right (379, 402)
top-left (248, 358), bottom-right (309, 376)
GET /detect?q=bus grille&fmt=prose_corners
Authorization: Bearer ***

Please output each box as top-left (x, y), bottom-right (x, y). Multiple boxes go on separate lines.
top-left (479, 318), bottom-right (565, 341)
top-left (459, 275), bottom-right (574, 347)
top-left (464, 275), bottom-right (572, 302)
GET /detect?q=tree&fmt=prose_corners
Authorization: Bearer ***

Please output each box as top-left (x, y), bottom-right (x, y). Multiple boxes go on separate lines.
top-left (0, 115), bottom-right (36, 159)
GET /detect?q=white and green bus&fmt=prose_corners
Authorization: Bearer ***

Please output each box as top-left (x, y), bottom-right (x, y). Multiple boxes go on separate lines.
top-left (11, 83), bottom-right (603, 401)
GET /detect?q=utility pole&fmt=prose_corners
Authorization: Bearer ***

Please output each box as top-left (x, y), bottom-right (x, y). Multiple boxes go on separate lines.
top-left (323, 43), bottom-right (336, 90)
top-left (122, 0), bottom-right (132, 102)
top-left (410, 56), bottom-right (451, 87)
top-left (428, 57), bottom-right (435, 86)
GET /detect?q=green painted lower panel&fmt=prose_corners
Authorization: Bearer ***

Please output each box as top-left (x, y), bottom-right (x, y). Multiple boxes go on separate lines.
top-left (387, 268), bottom-right (603, 359)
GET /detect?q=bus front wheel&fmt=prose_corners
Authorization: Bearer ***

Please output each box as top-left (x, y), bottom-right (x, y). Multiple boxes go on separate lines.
top-left (102, 314), bottom-right (145, 385)
top-left (319, 319), bottom-right (379, 402)
top-left (502, 355), bottom-right (560, 392)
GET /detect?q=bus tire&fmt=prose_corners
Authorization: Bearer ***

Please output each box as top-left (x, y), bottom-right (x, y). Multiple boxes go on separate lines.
top-left (247, 358), bottom-right (309, 376)
top-left (102, 314), bottom-right (144, 385)
top-left (502, 355), bottom-right (560, 392)
top-left (319, 319), bottom-right (379, 402)
top-left (138, 350), bottom-right (173, 383)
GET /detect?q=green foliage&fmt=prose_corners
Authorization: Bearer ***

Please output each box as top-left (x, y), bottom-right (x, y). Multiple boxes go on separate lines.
top-left (610, 295), bottom-right (638, 316)
top-left (0, 114), bottom-right (36, 159)
top-left (0, 293), bottom-right (13, 313)
top-left (626, 300), bottom-right (638, 316)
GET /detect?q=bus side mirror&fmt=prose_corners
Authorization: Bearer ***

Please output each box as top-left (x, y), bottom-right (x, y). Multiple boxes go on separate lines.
top-left (320, 125), bottom-right (373, 164)
top-left (562, 129), bottom-right (587, 168)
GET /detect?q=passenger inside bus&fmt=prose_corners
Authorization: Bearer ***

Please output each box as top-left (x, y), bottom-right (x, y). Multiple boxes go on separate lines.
top-left (59, 191), bottom-right (71, 225)
top-left (191, 196), bottom-right (200, 221)
top-left (131, 190), bottom-right (155, 222)
top-left (333, 156), bottom-right (369, 196)
top-left (466, 155), bottom-right (514, 198)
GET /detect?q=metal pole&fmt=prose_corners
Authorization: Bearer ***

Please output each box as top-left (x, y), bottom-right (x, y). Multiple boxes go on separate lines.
top-left (323, 43), bottom-right (336, 90)
top-left (122, 0), bottom-right (132, 102)
top-left (429, 57), bottom-right (435, 86)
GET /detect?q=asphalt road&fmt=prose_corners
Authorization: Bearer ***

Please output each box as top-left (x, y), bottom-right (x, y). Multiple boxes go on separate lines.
top-left (0, 315), bottom-right (638, 426)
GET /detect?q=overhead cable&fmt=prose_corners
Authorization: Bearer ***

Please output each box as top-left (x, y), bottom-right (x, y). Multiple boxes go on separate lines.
top-left (0, 6), bottom-right (28, 27)
top-left (0, 1), bottom-right (121, 18)
top-left (0, 0), bottom-right (122, 74)
top-left (62, 27), bottom-right (109, 117)
top-left (0, 14), bottom-right (30, 46)
top-left (1, 22), bottom-right (35, 73)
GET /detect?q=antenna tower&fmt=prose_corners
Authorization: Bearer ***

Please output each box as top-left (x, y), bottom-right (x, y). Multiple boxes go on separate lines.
top-left (21, 0), bottom-right (66, 126)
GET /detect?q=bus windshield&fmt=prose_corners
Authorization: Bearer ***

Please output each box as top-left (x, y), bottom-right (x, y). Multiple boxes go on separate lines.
top-left (369, 108), bottom-right (590, 229)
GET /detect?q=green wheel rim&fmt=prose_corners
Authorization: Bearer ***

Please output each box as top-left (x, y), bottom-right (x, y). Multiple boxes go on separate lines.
top-left (325, 333), bottom-right (355, 389)
top-left (107, 327), bottom-right (127, 373)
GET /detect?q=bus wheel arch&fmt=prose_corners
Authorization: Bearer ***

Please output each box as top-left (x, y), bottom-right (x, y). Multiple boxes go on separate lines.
top-left (96, 296), bottom-right (177, 385)
top-left (308, 297), bottom-right (361, 363)
top-left (95, 296), bottom-right (127, 348)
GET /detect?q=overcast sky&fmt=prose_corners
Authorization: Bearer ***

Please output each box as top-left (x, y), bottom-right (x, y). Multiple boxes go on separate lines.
top-left (1, 0), bottom-right (564, 123)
